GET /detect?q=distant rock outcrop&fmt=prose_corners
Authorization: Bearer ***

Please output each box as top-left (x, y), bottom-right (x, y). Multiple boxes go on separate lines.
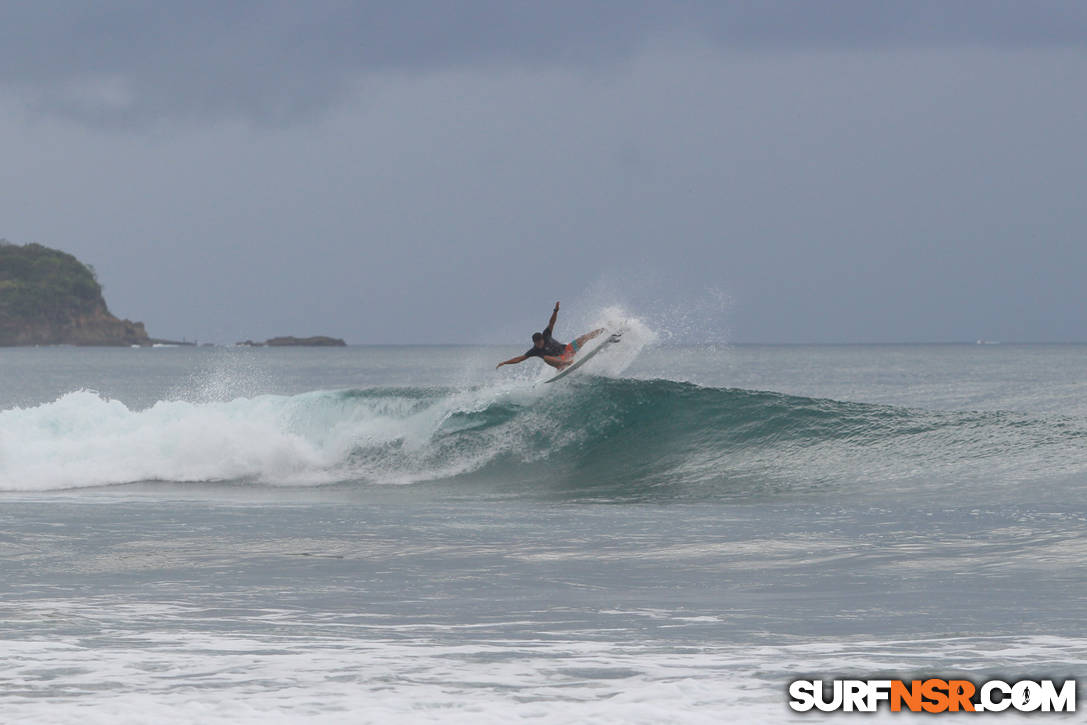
top-left (236, 336), bottom-right (347, 347)
top-left (266, 335), bottom-right (346, 346)
top-left (0, 241), bottom-right (152, 346)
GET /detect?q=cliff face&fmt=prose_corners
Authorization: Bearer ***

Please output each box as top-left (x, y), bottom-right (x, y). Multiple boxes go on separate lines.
top-left (0, 242), bottom-right (151, 346)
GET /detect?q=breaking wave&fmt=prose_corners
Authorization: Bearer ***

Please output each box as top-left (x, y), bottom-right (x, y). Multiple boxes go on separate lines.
top-left (3, 376), bottom-right (1086, 499)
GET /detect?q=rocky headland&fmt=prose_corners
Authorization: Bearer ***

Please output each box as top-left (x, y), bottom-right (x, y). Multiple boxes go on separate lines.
top-left (0, 241), bottom-right (152, 346)
top-left (1, 240), bottom-right (347, 347)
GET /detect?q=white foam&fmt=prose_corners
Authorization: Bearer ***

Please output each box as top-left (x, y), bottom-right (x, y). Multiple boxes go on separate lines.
top-left (2, 598), bottom-right (1081, 725)
top-left (0, 381), bottom-right (573, 491)
top-left (0, 390), bottom-right (339, 490)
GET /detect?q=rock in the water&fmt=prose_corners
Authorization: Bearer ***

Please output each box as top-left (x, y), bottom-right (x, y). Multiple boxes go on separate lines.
top-left (264, 336), bottom-right (346, 347)
top-left (234, 336), bottom-right (346, 347)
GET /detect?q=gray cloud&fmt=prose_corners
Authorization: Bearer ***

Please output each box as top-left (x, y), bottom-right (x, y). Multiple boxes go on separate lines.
top-left (3, 43), bottom-right (1086, 343)
top-left (2, 3), bottom-right (1086, 344)
top-left (3, 1), bottom-right (1087, 125)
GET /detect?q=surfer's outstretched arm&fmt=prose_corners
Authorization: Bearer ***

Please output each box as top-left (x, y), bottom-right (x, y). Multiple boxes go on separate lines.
top-left (496, 355), bottom-right (528, 369)
top-left (546, 302), bottom-right (559, 334)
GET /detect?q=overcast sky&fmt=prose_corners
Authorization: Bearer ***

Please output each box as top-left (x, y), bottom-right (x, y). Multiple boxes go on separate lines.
top-left (2, 1), bottom-right (1086, 343)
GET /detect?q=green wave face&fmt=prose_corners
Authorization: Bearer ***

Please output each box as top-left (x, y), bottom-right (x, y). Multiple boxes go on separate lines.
top-left (328, 379), bottom-right (1087, 501)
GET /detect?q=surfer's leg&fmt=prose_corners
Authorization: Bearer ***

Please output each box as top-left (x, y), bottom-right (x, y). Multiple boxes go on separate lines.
top-left (543, 355), bottom-right (568, 369)
top-left (574, 328), bottom-right (605, 347)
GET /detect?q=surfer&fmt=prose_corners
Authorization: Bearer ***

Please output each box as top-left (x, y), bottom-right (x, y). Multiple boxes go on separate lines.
top-left (496, 302), bottom-right (604, 371)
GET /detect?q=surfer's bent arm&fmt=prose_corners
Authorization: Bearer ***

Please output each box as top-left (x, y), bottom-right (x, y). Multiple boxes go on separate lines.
top-left (496, 355), bottom-right (528, 369)
top-left (547, 302), bottom-right (559, 334)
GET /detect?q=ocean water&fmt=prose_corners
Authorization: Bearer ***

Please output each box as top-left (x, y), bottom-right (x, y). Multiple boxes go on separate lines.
top-left (1, 329), bottom-right (1085, 722)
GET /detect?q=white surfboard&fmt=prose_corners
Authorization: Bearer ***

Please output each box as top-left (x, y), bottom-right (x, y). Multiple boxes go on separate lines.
top-left (542, 331), bottom-right (623, 383)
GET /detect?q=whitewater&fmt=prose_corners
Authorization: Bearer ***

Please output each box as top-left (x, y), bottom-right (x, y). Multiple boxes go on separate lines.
top-left (1, 327), bottom-right (1085, 722)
